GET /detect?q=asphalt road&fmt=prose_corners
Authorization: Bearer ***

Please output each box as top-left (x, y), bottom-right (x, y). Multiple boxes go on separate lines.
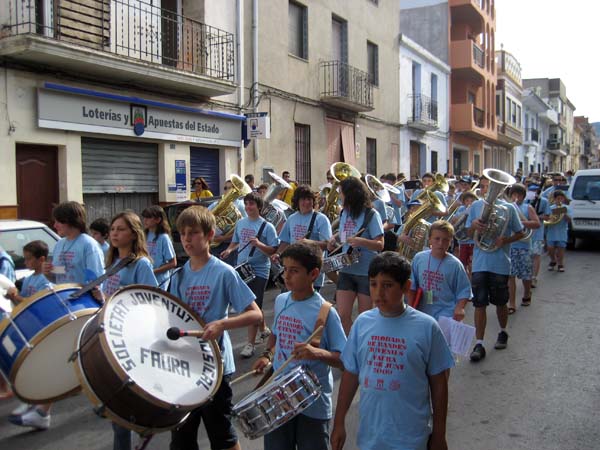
top-left (1, 239), bottom-right (599, 450)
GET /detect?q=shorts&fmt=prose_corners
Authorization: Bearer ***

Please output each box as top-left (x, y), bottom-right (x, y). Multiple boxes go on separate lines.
top-left (170, 375), bottom-right (237, 450)
top-left (547, 240), bottom-right (567, 248)
top-left (471, 271), bottom-right (509, 307)
top-left (247, 276), bottom-right (268, 309)
top-left (510, 248), bottom-right (532, 280)
top-left (459, 243), bottom-right (474, 268)
top-left (336, 273), bottom-right (370, 296)
top-left (532, 240), bottom-right (545, 256)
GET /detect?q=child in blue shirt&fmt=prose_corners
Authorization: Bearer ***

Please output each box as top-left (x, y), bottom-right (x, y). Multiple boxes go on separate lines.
top-left (141, 205), bottom-right (177, 289)
top-left (6, 240), bottom-right (52, 303)
top-left (546, 190), bottom-right (572, 273)
top-left (331, 252), bottom-right (454, 450)
top-left (90, 218), bottom-right (110, 256)
top-left (170, 205), bottom-right (261, 450)
top-left (253, 242), bottom-right (347, 450)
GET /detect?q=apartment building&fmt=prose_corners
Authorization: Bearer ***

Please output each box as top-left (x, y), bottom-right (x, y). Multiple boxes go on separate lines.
top-left (574, 116), bottom-right (596, 171)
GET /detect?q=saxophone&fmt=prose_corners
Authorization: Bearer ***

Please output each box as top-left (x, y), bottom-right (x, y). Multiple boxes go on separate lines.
top-left (210, 174), bottom-right (251, 247)
top-left (397, 190), bottom-right (446, 261)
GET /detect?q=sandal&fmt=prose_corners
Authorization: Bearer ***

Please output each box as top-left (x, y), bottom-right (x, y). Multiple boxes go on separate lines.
top-left (531, 277), bottom-right (537, 288)
top-left (548, 262), bottom-right (556, 271)
top-left (558, 265), bottom-right (565, 272)
top-left (508, 307), bottom-right (516, 315)
top-left (521, 297), bottom-right (531, 307)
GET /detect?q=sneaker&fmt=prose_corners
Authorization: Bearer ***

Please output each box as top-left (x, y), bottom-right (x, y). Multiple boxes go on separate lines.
top-left (470, 344), bottom-right (486, 362)
top-left (240, 343), bottom-right (255, 358)
top-left (548, 262), bottom-right (556, 271)
top-left (557, 265), bottom-right (565, 272)
top-left (255, 327), bottom-right (272, 344)
top-left (8, 407), bottom-right (50, 430)
top-left (9, 402), bottom-right (32, 418)
top-left (494, 331), bottom-right (509, 350)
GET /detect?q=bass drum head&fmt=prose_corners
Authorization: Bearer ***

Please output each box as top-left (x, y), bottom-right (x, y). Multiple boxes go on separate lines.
top-left (99, 286), bottom-right (223, 409)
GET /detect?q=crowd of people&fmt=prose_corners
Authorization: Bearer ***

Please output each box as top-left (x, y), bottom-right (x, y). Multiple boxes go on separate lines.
top-left (0, 166), bottom-right (574, 450)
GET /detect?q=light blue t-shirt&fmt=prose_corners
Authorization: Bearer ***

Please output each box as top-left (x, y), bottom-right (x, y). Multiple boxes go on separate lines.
top-left (409, 190), bottom-right (448, 223)
top-left (20, 273), bottom-right (52, 297)
top-left (146, 231), bottom-right (176, 289)
top-left (390, 187), bottom-right (405, 225)
top-left (0, 248), bottom-right (16, 283)
top-left (466, 199), bottom-right (524, 275)
top-left (52, 234), bottom-right (105, 284)
top-left (342, 307), bottom-right (455, 450)
top-left (103, 257), bottom-right (158, 298)
top-left (511, 202), bottom-right (533, 250)
top-left (169, 256), bottom-right (256, 375)
top-left (233, 217), bottom-right (279, 280)
top-left (454, 205), bottom-right (474, 245)
top-left (546, 204), bottom-right (572, 242)
top-left (99, 241), bottom-right (110, 256)
top-left (338, 208), bottom-right (384, 276)
top-left (278, 211), bottom-right (332, 288)
top-left (373, 198), bottom-right (388, 224)
top-left (410, 250), bottom-right (472, 320)
top-left (271, 291), bottom-right (346, 420)
top-left (527, 197), bottom-right (551, 241)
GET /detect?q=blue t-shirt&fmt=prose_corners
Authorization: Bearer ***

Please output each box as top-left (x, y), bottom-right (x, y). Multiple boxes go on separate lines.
top-left (390, 187), bottom-right (405, 226)
top-left (373, 198), bottom-right (389, 224)
top-left (546, 204), bottom-right (572, 242)
top-left (146, 231), bottom-right (176, 288)
top-left (527, 197), bottom-right (551, 241)
top-left (20, 273), bottom-right (52, 297)
top-left (466, 199), bottom-right (524, 275)
top-left (271, 291), bottom-right (346, 420)
top-left (454, 205), bottom-right (474, 244)
top-left (169, 256), bottom-right (256, 375)
top-left (233, 217), bottom-right (279, 280)
top-left (278, 211), bottom-right (332, 288)
top-left (341, 307), bottom-right (454, 450)
top-left (103, 257), bottom-right (158, 298)
top-left (511, 202), bottom-right (533, 250)
top-left (100, 241), bottom-right (110, 256)
top-left (52, 234), bottom-right (105, 284)
top-left (0, 248), bottom-right (16, 283)
top-left (410, 250), bottom-right (472, 320)
top-left (338, 208), bottom-right (384, 276)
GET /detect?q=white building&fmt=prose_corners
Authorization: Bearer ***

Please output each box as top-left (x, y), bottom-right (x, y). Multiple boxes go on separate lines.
top-left (399, 34), bottom-right (450, 178)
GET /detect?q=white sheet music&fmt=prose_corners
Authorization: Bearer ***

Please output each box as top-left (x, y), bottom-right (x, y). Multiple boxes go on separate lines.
top-left (438, 316), bottom-right (475, 357)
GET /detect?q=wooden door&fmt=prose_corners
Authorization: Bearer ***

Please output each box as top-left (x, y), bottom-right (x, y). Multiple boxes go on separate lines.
top-left (410, 141), bottom-right (420, 179)
top-left (16, 144), bottom-right (59, 225)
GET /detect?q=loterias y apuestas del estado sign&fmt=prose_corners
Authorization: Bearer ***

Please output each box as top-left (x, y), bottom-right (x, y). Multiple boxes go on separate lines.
top-left (37, 85), bottom-right (242, 147)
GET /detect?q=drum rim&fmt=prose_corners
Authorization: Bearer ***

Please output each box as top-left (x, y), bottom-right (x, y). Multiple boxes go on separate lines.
top-left (7, 307), bottom-right (98, 404)
top-left (96, 285), bottom-right (224, 410)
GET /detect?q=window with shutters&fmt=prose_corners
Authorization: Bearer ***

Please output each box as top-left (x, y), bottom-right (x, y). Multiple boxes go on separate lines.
top-left (366, 138), bottom-right (377, 175)
top-left (289, 2), bottom-right (308, 60)
top-left (295, 124), bottom-right (311, 185)
top-left (431, 150), bottom-right (438, 173)
top-left (367, 41), bottom-right (379, 86)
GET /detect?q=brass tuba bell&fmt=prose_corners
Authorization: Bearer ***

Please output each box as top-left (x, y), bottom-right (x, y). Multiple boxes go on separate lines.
top-left (210, 174), bottom-right (252, 247)
top-left (321, 162), bottom-right (361, 223)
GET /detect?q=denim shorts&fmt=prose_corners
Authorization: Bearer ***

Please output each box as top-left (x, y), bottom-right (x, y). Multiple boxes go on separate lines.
top-left (336, 272), bottom-right (370, 296)
top-left (532, 240), bottom-right (545, 256)
top-left (510, 248), bottom-right (532, 280)
top-left (547, 240), bottom-right (567, 248)
top-left (471, 271), bottom-right (509, 307)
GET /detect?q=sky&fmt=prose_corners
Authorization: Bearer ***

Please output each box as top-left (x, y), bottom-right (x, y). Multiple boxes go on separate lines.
top-left (495, 0), bottom-right (600, 123)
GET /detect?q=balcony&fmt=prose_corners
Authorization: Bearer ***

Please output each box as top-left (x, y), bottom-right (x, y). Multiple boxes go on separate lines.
top-left (450, 40), bottom-right (486, 83)
top-left (449, 0), bottom-right (485, 34)
top-left (407, 94), bottom-right (438, 132)
top-left (0, 0), bottom-right (236, 98)
top-left (547, 139), bottom-right (561, 150)
top-left (497, 120), bottom-right (523, 147)
top-left (523, 128), bottom-right (539, 145)
top-left (320, 60), bottom-right (374, 112)
top-left (451, 103), bottom-right (496, 141)
top-left (546, 139), bottom-right (568, 157)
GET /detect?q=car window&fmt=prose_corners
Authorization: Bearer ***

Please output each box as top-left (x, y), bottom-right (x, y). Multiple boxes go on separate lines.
top-left (572, 176), bottom-right (600, 201)
top-left (0, 228), bottom-right (59, 271)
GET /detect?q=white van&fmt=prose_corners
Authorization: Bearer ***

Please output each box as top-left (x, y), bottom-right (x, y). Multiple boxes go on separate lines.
top-left (567, 169), bottom-right (600, 247)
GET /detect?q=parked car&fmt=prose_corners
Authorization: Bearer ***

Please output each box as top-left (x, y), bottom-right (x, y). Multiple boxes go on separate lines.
top-left (0, 220), bottom-right (60, 280)
top-left (567, 169), bottom-right (600, 248)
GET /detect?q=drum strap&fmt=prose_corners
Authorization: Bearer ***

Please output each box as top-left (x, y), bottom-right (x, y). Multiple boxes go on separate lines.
top-left (348, 208), bottom-right (376, 255)
top-left (310, 301), bottom-right (333, 348)
top-left (303, 212), bottom-right (318, 239)
top-left (248, 220), bottom-right (267, 257)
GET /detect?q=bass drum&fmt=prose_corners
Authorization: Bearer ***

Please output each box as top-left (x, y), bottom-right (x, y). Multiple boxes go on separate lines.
top-left (74, 286), bottom-right (223, 434)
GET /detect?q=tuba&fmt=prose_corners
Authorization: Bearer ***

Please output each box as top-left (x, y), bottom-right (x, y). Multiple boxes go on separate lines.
top-left (474, 169), bottom-right (516, 252)
top-left (415, 173), bottom-right (449, 202)
top-left (365, 174), bottom-right (399, 223)
top-left (544, 196), bottom-right (566, 226)
top-left (210, 174), bottom-right (252, 247)
top-left (261, 172), bottom-right (291, 230)
top-left (397, 190), bottom-right (447, 261)
top-left (322, 162), bottom-right (361, 224)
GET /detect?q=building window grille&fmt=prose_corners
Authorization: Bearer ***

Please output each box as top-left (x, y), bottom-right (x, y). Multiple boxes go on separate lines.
top-left (295, 124), bottom-right (311, 185)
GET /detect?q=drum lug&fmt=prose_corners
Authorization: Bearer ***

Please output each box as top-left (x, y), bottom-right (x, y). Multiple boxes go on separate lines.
top-left (93, 403), bottom-right (106, 417)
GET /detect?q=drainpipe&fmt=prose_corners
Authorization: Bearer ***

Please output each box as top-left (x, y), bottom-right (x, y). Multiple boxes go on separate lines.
top-left (236, 0), bottom-right (244, 174)
top-left (252, 0), bottom-right (259, 163)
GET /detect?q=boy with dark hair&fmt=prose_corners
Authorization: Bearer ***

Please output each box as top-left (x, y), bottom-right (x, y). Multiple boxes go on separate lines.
top-left (409, 173), bottom-right (448, 222)
top-left (90, 218), bottom-right (111, 255)
top-left (253, 242), bottom-right (346, 450)
top-left (546, 190), bottom-right (572, 273)
top-left (170, 205), bottom-right (262, 450)
top-left (453, 191), bottom-right (478, 277)
top-left (331, 252), bottom-right (454, 450)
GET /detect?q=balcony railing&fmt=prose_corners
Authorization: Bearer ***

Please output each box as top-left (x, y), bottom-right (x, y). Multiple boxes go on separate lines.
top-left (547, 139), bottom-right (561, 150)
top-left (524, 128), bottom-right (539, 143)
top-left (4, 0), bottom-right (235, 81)
top-left (473, 105), bottom-right (485, 128)
top-left (473, 43), bottom-right (484, 69)
top-left (320, 60), bottom-right (374, 111)
top-left (409, 94), bottom-right (438, 124)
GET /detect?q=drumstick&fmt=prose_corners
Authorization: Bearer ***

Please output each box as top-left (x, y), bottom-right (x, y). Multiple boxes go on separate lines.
top-left (264, 325), bottom-right (324, 385)
top-left (166, 327), bottom-right (204, 340)
top-left (230, 364), bottom-right (272, 386)
top-left (329, 228), bottom-right (365, 256)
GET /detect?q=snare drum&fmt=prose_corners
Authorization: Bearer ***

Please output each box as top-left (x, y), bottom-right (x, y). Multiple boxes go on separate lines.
top-left (235, 262), bottom-right (256, 284)
top-left (0, 284), bottom-right (101, 403)
top-left (74, 286), bottom-right (223, 433)
top-left (233, 365), bottom-right (321, 439)
top-left (322, 250), bottom-right (361, 274)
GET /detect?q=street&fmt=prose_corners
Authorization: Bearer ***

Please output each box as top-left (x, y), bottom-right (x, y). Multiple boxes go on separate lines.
top-left (1, 241), bottom-right (599, 450)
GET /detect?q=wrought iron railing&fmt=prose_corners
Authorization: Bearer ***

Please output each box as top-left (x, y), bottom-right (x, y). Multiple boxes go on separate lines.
top-left (547, 139), bottom-right (561, 150)
top-left (473, 105), bottom-right (485, 128)
top-left (408, 94), bottom-right (438, 126)
top-left (524, 128), bottom-right (539, 142)
top-left (320, 60), bottom-right (373, 109)
top-left (4, 0), bottom-right (235, 81)
top-left (472, 42), bottom-right (484, 68)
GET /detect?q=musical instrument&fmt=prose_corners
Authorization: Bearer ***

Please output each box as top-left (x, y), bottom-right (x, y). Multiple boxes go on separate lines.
top-left (415, 173), bottom-right (449, 202)
top-left (322, 251), bottom-right (361, 273)
top-left (261, 172), bottom-right (291, 230)
top-left (321, 162), bottom-right (361, 223)
top-left (365, 174), bottom-right (400, 204)
top-left (513, 202), bottom-right (534, 241)
top-left (0, 273), bottom-right (15, 313)
top-left (210, 174), bottom-right (252, 247)
top-left (446, 180), bottom-right (480, 221)
top-left (235, 262), bottom-right (256, 284)
top-left (544, 199), bottom-right (566, 226)
top-left (474, 168), bottom-right (516, 252)
top-left (74, 286), bottom-right (223, 433)
top-left (0, 284), bottom-right (101, 403)
top-left (397, 190), bottom-right (447, 261)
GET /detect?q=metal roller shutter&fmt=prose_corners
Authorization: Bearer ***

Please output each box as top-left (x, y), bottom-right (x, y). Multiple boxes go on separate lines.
top-left (190, 147), bottom-right (220, 194)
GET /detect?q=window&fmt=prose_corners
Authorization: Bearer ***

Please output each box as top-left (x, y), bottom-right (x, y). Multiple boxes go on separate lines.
top-left (511, 100), bottom-right (517, 124)
top-left (295, 124), bottom-right (311, 185)
top-left (366, 138), bottom-right (377, 175)
top-left (367, 41), bottom-right (379, 86)
top-left (289, 2), bottom-right (308, 59)
top-left (517, 105), bottom-right (522, 128)
top-left (496, 93), bottom-right (501, 117)
top-left (474, 153), bottom-right (481, 174)
top-left (431, 150), bottom-right (438, 173)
